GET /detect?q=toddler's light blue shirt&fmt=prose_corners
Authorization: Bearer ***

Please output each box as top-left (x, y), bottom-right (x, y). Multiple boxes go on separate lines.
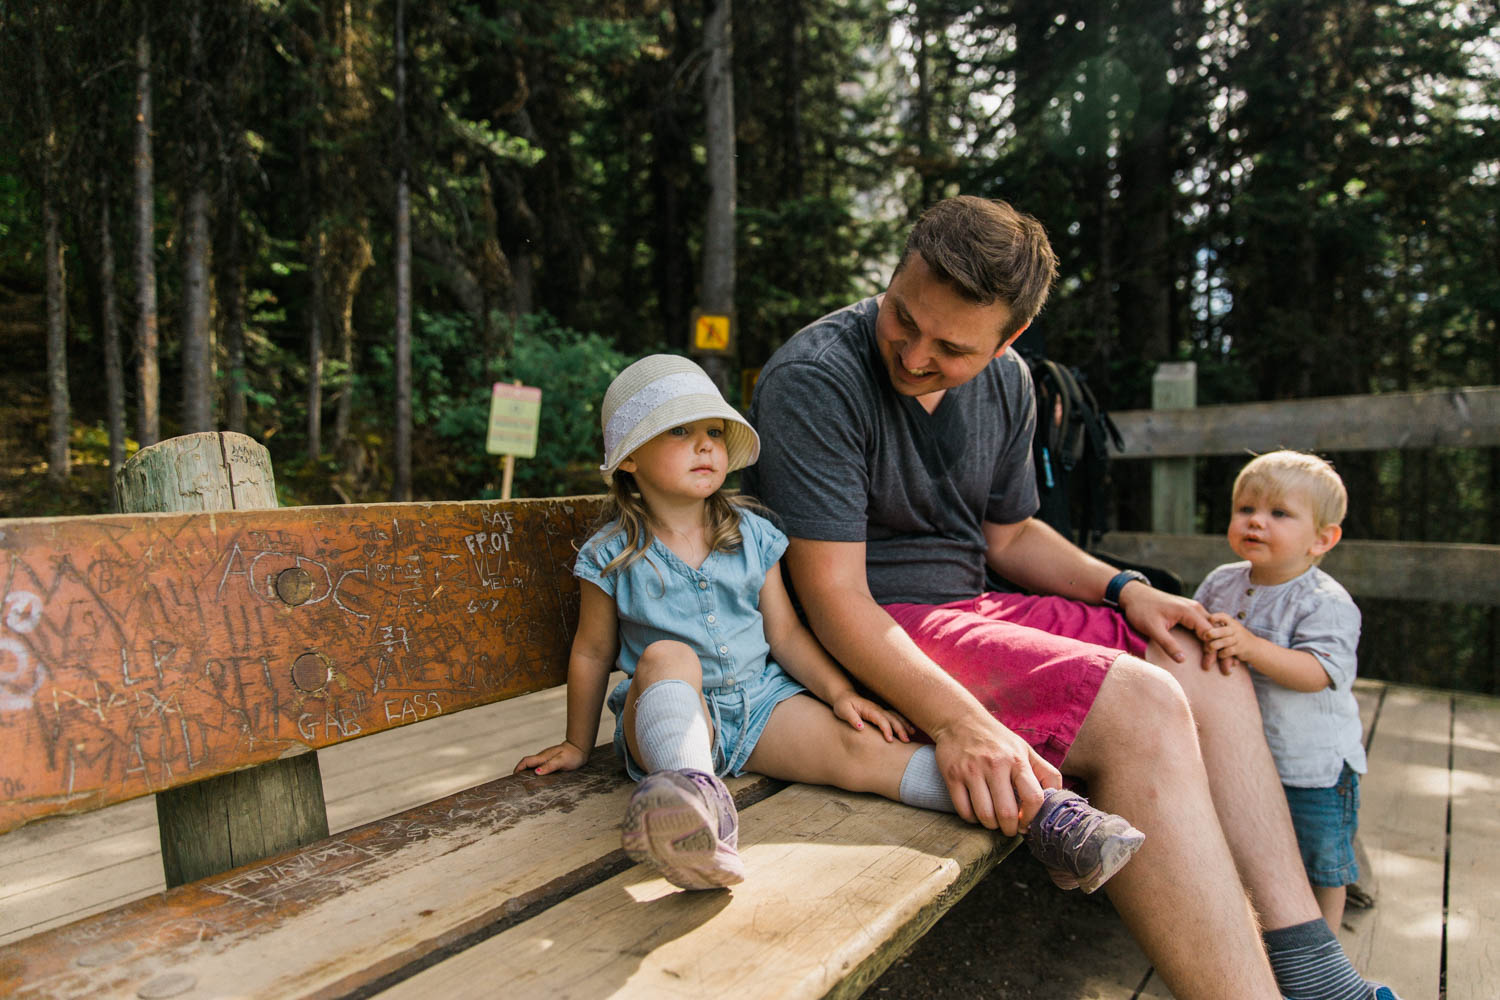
top-left (1195, 562), bottom-right (1367, 788)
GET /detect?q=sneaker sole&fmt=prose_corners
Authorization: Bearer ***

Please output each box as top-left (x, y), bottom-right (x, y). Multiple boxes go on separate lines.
top-left (1072, 828), bottom-right (1147, 894)
top-left (622, 782), bottom-right (744, 890)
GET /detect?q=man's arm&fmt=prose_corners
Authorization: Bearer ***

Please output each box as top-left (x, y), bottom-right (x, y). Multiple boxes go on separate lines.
top-left (784, 535), bottom-right (1062, 834)
top-left (982, 517), bottom-right (1217, 667)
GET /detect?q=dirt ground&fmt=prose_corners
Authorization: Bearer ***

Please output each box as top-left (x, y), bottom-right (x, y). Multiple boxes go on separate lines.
top-left (869, 851), bottom-right (1153, 999)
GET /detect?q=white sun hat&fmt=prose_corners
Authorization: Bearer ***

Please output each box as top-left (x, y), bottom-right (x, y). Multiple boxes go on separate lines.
top-left (599, 354), bottom-right (760, 482)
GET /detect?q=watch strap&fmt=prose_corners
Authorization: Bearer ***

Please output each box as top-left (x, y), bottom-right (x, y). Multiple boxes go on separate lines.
top-left (1104, 569), bottom-right (1150, 608)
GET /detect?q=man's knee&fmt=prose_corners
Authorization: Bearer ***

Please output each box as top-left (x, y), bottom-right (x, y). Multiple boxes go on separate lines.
top-left (1153, 633), bottom-right (1258, 709)
top-left (1096, 655), bottom-right (1196, 755)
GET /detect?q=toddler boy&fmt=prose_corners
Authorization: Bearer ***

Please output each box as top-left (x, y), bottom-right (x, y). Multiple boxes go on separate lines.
top-left (1195, 450), bottom-right (1366, 931)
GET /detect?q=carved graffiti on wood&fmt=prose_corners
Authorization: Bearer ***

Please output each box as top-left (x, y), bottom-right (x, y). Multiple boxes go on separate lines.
top-left (0, 497), bottom-right (602, 832)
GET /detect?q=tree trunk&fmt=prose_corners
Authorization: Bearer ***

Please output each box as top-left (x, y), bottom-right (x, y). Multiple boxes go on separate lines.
top-left (34, 33), bottom-right (69, 483)
top-left (99, 165), bottom-right (126, 473)
top-left (307, 228), bottom-right (325, 461)
top-left (699, 0), bottom-right (735, 394)
top-left (392, 0), bottom-right (412, 500)
top-left (134, 15), bottom-right (160, 448)
top-left (221, 185), bottom-right (248, 435)
top-left (329, 226), bottom-right (373, 450)
top-left (180, 184), bottom-right (214, 432)
top-left (178, 5), bottom-right (213, 433)
top-left (778, 0), bottom-right (805, 199)
top-left (42, 197), bottom-right (70, 483)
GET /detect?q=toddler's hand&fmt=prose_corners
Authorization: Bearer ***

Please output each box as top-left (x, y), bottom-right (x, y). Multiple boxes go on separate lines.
top-left (832, 693), bottom-right (913, 743)
top-left (1201, 612), bottom-right (1253, 674)
top-left (515, 740), bottom-right (589, 776)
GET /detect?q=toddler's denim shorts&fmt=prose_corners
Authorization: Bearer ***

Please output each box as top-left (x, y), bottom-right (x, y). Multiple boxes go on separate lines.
top-left (1284, 764), bottom-right (1361, 888)
top-left (609, 662), bottom-right (807, 781)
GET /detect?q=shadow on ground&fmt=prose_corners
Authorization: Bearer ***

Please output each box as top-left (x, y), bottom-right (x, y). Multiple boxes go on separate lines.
top-left (870, 851), bottom-right (1154, 999)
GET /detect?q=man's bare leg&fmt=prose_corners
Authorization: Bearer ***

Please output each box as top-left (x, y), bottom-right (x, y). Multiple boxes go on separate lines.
top-left (1062, 655), bottom-right (1283, 999)
top-left (1147, 631), bottom-right (1396, 1000)
top-left (1143, 633), bottom-right (1321, 931)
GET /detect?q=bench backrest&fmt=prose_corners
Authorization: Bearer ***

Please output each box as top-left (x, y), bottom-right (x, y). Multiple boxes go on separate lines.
top-left (0, 496), bottom-right (606, 833)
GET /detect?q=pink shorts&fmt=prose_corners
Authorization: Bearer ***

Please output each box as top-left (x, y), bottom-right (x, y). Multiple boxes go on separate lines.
top-left (882, 593), bottom-right (1149, 769)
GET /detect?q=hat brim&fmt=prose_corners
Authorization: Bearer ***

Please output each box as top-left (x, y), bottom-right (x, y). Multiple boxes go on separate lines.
top-left (600, 395), bottom-right (760, 482)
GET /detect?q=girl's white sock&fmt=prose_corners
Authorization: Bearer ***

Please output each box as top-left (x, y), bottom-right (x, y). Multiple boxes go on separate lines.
top-left (898, 744), bottom-right (955, 812)
top-left (632, 679), bottom-right (714, 773)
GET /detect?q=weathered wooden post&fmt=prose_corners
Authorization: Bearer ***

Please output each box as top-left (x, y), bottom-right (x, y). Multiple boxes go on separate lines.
top-left (1151, 362), bottom-right (1197, 535)
top-left (115, 431), bottom-right (329, 886)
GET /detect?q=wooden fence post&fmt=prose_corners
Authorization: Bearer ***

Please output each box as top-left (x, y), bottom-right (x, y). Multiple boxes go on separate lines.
top-left (1151, 362), bottom-right (1197, 534)
top-left (115, 431), bottom-right (329, 886)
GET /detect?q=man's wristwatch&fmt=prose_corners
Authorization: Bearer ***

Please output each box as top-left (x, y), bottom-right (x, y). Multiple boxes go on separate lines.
top-left (1103, 569), bottom-right (1151, 608)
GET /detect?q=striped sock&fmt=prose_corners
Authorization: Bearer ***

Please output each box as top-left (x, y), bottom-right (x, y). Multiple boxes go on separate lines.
top-left (632, 679), bottom-right (714, 773)
top-left (1263, 918), bottom-right (1375, 1000)
top-left (898, 745), bottom-right (955, 813)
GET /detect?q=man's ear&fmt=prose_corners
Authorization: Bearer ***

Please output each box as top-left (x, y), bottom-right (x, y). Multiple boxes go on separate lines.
top-left (1310, 522), bottom-right (1342, 556)
top-left (996, 322), bottom-right (1030, 357)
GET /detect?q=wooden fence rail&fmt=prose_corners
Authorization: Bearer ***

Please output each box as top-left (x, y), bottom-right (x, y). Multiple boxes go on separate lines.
top-left (1111, 384), bottom-right (1500, 458)
top-left (1097, 369), bottom-right (1500, 603)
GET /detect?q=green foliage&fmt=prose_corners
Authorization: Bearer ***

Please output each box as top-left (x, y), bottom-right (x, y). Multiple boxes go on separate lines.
top-left (366, 310), bottom-right (643, 499)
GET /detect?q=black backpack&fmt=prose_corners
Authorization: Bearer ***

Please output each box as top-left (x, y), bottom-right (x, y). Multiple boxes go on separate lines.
top-left (1023, 352), bottom-right (1122, 551)
top-left (1007, 328), bottom-right (1183, 597)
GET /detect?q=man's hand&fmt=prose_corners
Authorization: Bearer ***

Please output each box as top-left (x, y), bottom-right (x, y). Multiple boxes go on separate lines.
top-left (930, 714), bottom-right (1063, 835)
top-left (1119, 583), bottom-right (1217, 669)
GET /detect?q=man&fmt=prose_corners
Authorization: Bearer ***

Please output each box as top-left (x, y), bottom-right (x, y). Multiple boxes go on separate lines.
top-left (743, 196), bottom-right (1397, 1000)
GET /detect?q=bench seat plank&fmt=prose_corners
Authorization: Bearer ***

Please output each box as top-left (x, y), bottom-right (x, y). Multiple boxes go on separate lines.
top-left (0, 755), bottom-right (774, 999)
top-left (0, 497), bottom-right (603, 832)
top-left (380, 783), bottom-right (1018, 1000)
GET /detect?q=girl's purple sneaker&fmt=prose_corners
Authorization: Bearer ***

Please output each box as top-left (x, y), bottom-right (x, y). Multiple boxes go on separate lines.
top-left (1026, 788), bottom-right (1145, 894)
top-left (621, 768), bottom-right (743, 890)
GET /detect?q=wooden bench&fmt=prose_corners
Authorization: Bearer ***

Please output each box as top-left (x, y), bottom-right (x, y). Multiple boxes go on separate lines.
top-left (0, 433), bottom-right (1016, 999)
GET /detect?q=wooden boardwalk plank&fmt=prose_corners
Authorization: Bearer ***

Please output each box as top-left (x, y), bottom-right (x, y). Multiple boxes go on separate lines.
top-left (1446, 695), bottom-right (1500, 1000)
top-left (1341, 685), bottom-right (1449, 1000)
top-left (377, 783), bottom-right (1017, 1000)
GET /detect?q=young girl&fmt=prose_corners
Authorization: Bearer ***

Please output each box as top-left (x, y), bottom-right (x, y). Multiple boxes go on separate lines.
top-left (516, 354), bottom-right (1144, 892)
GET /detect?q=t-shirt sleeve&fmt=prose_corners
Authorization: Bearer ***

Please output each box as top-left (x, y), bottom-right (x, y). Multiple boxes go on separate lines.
top-left (747, 360), bottom-right (872, 542)
top-left (984, 356), bottom-right (1041, 526)
top-left (1291, 590), bottom-right (1362, 690)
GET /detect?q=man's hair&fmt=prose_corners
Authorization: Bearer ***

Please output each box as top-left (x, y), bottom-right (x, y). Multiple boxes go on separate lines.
top-left (894, 195), bottom-right (1059, 337)
top-left (1233, 450), bottom-right (1348, 530)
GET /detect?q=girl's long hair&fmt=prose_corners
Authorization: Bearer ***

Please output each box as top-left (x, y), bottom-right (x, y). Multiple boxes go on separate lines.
top-left (595, 470), bottom-right (763, 579)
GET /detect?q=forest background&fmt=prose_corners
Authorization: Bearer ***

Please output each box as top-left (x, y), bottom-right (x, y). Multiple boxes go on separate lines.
top-left (1, 0), bottom-right (1497, 693)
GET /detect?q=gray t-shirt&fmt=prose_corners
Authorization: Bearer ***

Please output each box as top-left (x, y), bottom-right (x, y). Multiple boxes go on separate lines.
top-left (1194, 562), bottom-right (1367, 788)
top-left (742, 296), bottom-right (1039, 605)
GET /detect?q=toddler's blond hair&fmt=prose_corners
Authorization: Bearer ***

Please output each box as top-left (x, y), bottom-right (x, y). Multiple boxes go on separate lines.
top-left (1232, 450), bottom-right (1347, 532)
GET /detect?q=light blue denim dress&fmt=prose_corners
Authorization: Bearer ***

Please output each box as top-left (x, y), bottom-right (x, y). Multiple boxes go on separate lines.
top-left (574, 508), bottom-right (806, 779)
